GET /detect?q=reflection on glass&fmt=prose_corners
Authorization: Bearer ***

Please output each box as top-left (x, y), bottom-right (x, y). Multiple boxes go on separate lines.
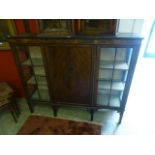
top-left (42, 20), bottom-right (67, 31)
top-left (86, 20), bottom-right (110, 29)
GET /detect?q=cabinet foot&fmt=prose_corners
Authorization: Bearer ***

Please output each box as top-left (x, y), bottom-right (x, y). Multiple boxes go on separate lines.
top-left (89, 109), bottom-right (95, 121)
top-left (10, 98), bottom-right (20, 117)
top-left (118, 111), bottom-right (124, 124)
top-left (53, 106), bottom-right (59, 117)
top-left (9, 106), bottom-right (17, 123)
top-left (27, 102), bottom-right (34, 113)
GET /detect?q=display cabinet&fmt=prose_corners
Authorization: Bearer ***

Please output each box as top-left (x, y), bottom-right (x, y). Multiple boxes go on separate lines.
top-left (8, 20), bottom-right (142, 124)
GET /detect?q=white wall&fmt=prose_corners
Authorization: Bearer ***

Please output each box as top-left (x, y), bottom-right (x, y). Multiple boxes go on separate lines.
top-left (117, 19), bottom-right (150, 58)
top-left (117, 19), bottom-right (144, 35)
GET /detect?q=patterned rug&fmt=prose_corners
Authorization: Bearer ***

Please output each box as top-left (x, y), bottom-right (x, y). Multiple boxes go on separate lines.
top-left (17, 115), bottom-right (102, 135)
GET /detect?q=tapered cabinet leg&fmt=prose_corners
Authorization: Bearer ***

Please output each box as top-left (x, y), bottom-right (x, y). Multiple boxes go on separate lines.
top-left (118, 110), bottom-right (124, 124)
top-left (53, 106), bottom-right (59, 117)
top-left (27, 101), bottom-right (34, 113)
top-left (12, 102), bottom-right (20, 117)
top-left (9, 106), bottom-right (17, 123)
top-left (10, 98), bottom-right (20, 117)
top-left (89, 109), bottom-right (95, 121)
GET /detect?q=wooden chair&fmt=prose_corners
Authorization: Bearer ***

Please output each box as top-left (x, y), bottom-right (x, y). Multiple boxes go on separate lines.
top-left (0, 82), bottom-right (19, 122)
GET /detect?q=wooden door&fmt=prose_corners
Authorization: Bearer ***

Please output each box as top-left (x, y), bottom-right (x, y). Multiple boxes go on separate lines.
top-left (45, 46), bottom-right (94, 105)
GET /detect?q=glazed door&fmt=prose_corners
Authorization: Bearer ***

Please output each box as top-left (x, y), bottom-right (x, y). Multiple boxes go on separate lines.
top-left (45, 46), bottom-right (94, 105)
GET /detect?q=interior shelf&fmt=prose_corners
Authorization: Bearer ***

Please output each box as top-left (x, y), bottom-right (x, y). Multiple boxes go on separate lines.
top-left (98, 81), bottom-right (125, 91)
top-left (100, 61), bottom-right (129, 70)
top-left (98, 69), bottom-right (124, 80)
top-left (97, 94), bottom-right (120, 107)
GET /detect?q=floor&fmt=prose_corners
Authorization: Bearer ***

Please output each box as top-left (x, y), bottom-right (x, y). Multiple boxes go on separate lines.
top-left (0, 57), bottom-right (155, 135)
top-left (0, 99), bottom-right (120, 135)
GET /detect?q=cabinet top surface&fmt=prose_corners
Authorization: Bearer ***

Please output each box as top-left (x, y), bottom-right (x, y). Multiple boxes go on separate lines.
top-left (7, 33), bottom-right (143, 40)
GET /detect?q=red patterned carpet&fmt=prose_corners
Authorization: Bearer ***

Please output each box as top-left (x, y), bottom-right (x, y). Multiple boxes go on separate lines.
top-left (17, 115), bottom-right (102, 135)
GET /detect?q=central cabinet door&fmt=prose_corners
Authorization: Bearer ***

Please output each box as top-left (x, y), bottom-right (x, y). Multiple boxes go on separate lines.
top-left (45, 46), bottom-right (94, 105)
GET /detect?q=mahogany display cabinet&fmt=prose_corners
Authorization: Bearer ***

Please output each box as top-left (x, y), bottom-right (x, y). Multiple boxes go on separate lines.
top-left (7, 20), bottom-right (143, 124)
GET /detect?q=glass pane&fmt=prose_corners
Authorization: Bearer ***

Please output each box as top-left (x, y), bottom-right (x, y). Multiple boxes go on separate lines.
top-left (17, 47), bottom-right (28, 63)
top-left (27, 84), bottom-right (36, 97)
top-left (22, 59), bottom-right (31, 66)
top-left (116, 48), bottom-right (126, 62)
top-left (38, 84), bottom-right (48, 90)
top-left (28, 46), bottom-right (46, 75)
top-left (85, 20), bottom-right (111, 30)
top-left (97, 90), bottom-right (121, 107)
top-left (42, 20), bottom-right (67, 31)
top-left (29, 46), bottom-right (42, 58)
top-left (100, 48), bottom-right (115, 61)
top-left (31, 90), bottom-right (39, 100)
top-left (113, 70), bottom-right (123, 81)
top-left (39, 89), bottom-right (50, 101)
top-left (31, 89), bottom-right (50, 101)
top-left (27, 76), bottom-right (36, 84)
top-left (97, 47), bottom-right (133, 107)
top-left (29, 46), bottom-right (44, 65)
top-left (36, 76), bottom-right (47, 85)
top-left (33, 66), bottom-right (46, 76)
top-left (99, 69), bottom-right (113, 80)
top-left (22, 66), bottom-right (32, 80)
top-left (99, 69), bottom-right (123, 81)
top-left (32, 58), bottom-right (43, 65)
